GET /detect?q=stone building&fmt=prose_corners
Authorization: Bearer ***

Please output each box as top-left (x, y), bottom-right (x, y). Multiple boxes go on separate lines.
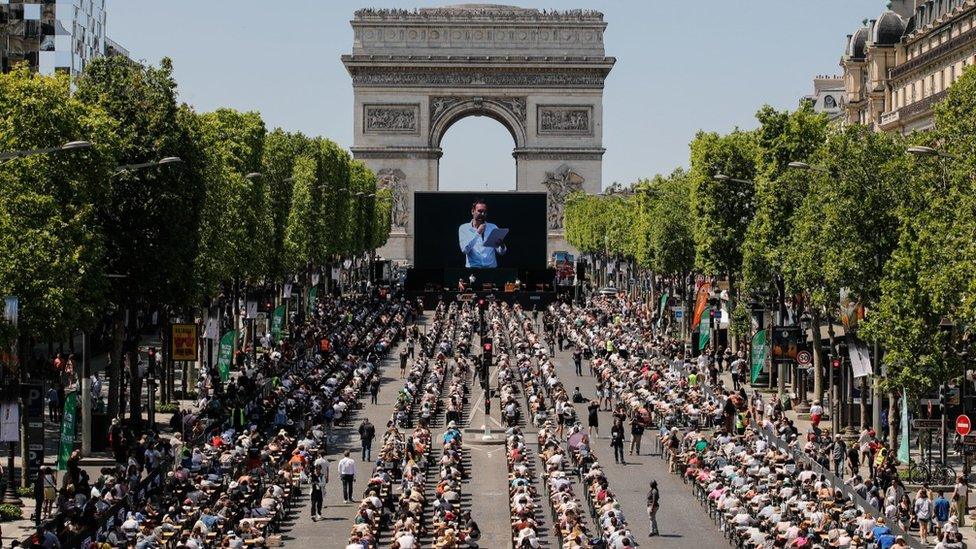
top-left (801, 75), bottom-right (845, 123)
top-left (342, 4), bottom-right (614, 263)
top-left (0, 0), bottom-right (124, 76)
top-left (841, 0), bottom-right (976, 133)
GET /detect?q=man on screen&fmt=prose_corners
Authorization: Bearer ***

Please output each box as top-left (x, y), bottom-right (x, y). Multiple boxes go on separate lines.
top-left (458, 198), bottom-right (507, 268)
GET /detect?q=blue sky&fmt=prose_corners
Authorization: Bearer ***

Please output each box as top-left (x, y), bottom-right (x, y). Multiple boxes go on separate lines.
top-left (107, 0), bottom-right (883, 190)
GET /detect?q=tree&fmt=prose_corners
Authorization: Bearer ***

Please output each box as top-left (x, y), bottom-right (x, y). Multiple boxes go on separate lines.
top-left (263, 130), bottom-right (315, 280)
top-left (742, 104), bottom-right (829, 295)
top-left (0, 65), bottom-right (117, 370)
top-left (688, 129), bottom-right (758, 284)
top-left (282, 154), bottom-right (320, 273)
top-left (75, 56), bottom-right (208, 418)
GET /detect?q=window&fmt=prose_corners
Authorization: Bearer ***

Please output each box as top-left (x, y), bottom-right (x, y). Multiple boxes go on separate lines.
top-left (823, 95), bottom-right (837, 109)
top-left (23, 3), bottom-right (41, 20)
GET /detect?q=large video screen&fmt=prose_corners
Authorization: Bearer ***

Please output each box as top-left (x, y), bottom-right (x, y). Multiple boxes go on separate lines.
top-left (414, 192), bottom-right (547, 269)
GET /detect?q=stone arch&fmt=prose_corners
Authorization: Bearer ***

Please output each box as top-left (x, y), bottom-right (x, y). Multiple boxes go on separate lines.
top-left (343, 5), bottom-right (614, 263)
top-left (428, 96), bottom-right (527, 150)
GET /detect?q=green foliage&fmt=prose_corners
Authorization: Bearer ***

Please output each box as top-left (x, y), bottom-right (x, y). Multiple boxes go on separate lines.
top-left (197, 108), bottom-right (270, 282)
top-left (742, 105), bottom-right (829, 294)
top-left (688, 129), bottom-right (758, 281)
top-left (16, 486), bottom-right (32, 498)
top-left (157, 403), bottom-right (180, 414)
top-left (643, 170), bottom-right (695, 276)
top-left (75, 56), bottom-right (207, 311)
top-left (0, 65), bottom-right (116, 338)
top-left (263, 130), bottom-right (315, 279)
top-left (283, 154), bottom-right (321, 272)
top-left (862, 65), bottom-right (976, 394)
top-left (0, 503), bottom-right (22, 521)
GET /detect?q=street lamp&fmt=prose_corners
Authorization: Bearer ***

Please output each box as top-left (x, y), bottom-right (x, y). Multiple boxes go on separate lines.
top-left (245, 172), bottom-right (262, 180)
top-left (712, 173), bottom-right (754, 184)
top-left (0, 140), bottom-right (93, 163)
top-left (786, 161), bottom-right (830, 174)
top-left (114, 156), bottom-right (183, 175)
top-left (907, 145), bottom-right (957, 159)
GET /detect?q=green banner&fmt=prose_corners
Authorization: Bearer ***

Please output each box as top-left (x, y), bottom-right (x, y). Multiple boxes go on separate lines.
top-left (271, 305), bottom-right (285, 343)
top-left (898, 388), bottom-right (910, 463)
top-left (750, 329), bottom-right (768, 383)
top-left (307, 286), bottom-right (318, 315)
top-left (658, 292), bottom-right (669, 318)
top-left (56, 392), bottom-right (78, 471)
top-left (697, 330), bottom-right (710, 351)
top-left (217, 330), bottom-right (236, 382)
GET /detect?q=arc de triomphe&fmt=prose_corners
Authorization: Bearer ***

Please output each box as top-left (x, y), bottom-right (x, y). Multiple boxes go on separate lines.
top-left (342, 4), bottom-right (614, 264)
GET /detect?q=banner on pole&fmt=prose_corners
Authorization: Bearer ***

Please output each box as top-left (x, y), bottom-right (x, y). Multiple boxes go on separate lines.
top-left (307, 287), bottom-right (318, 315)
top-left (898, 389), bottom-right (910, 463)
top-left (171, 323), bottom-right (198, 361)
top-left (658, 293), bottom-right (669, 319)
top-left (217, 331), bottom-right (236, 382)
top-left (691, 283), bottom-right (711, 330)
top-left (282, 283), bottom-right (292, 299)
top-left (750, 330), bottom-right (768, 383)
top-left (271, 306), bottom-right (285, 343)
top-left (56, 392), bottom-right (77, 471)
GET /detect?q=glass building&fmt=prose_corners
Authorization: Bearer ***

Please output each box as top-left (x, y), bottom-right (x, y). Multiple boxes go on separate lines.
top-left (0, 0), bottom-right (123, 76)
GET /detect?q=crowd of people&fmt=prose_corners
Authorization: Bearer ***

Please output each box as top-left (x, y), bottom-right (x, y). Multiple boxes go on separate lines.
top-left (543, 293), bottom-right (969, 549)
top-left (345, 300), bottom-right (481, 549)
top-left (30, 294), bottom-right (412, 548)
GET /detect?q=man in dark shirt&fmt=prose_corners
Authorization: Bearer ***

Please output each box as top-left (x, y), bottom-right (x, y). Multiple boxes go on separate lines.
top-left (647, 480), bottom-right (660, 536)
top-left (358, 418), bottom-right (376, 462)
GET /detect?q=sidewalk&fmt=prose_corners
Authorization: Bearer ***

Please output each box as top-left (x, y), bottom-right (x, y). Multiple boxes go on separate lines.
top-left (718, 370), bottom-right (976, 547)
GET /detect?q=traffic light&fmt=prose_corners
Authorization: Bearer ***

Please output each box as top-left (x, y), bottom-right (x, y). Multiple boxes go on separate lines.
top-left (831, 357), bottom-right (841, 370)
top-left (940, 384), bottom-right (947, 416)
top-left (148, 346), bottom-right (157, 376)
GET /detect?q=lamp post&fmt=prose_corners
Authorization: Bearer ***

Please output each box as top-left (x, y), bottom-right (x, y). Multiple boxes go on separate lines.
top-left (797, 311), bottom-right (813, 413)
top-left (0, 140), bottom-right (92, 164)
top-left (114, 156), bottom-right (182, 175)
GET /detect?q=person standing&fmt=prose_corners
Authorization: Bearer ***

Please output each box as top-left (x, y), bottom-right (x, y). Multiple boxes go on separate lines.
top-left (647, 480), bottom-right (660, 537)
top-left (369, 377), bottom-right (380, 405)
top-left (309, 468), bottom-right (323, 521)
top-left (914, 488), bottom-right (935, 544)
top-left (358, 419), bottom-right (376, 462)
top-left (587, 400), bottom-right (600, 438)
top-left (934, 490), bottom-right (950, 537)
top-left (630, 416), bottom-right (645, 456)
top-left (831, 436), bottom-right (847, 477)
top-left (338, 450), bottom-right (356, 503)
top-left (952, 476), bottom-right (968, 527)
top-left (573, 347), bottom-right (583, 376)
top-left (47, 386), bottom-right (60, 423)
top-left (610, 418), bottom-right (625, 465)
top-left (399, 346), bottom-right (409, 378)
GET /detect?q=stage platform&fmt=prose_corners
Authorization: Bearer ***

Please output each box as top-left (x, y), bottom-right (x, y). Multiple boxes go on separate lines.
top-left (407, 289), bottom-right (559, 309)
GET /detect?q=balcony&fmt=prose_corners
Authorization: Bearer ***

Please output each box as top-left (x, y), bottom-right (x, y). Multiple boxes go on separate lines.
top-left (892, 21), bottom-right (976, 79)
top-left (879, 110), bottom-right (901, 129)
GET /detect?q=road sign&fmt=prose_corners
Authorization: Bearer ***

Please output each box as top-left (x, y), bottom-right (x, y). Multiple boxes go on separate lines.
top-left (796, 350), bottom-right (812, 366)
top-left (957, 415), bottom-right (972, 436)
top-left (912, 419), bottom-right (942, 430)
top-left (962, 434), bottom-right (976, 447)
top-left (674, 310), bottom-right (684, 319)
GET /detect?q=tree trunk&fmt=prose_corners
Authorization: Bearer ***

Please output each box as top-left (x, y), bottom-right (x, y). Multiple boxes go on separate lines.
top-left (888, 388), bottom-right (898, 451)
top-left (107, 312), bottom-right (124, 418)
top-left (810, 308), bottom-right (825, 404)
top-left (128, 348), bottom-right (142, 425)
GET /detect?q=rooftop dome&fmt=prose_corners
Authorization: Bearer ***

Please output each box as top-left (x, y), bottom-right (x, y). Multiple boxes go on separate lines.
top-left (873, 11), bottom-right (907, 45)
top-left (847, 26), bottom-right (869, 59)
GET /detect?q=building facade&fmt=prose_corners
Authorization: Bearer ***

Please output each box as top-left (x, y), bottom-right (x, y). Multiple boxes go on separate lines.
top-left (841, 0), bottom-right (976, 133)
top-left (343, 5), bottom-right (613, 263)
top-left (0, 0), bottom-right (120, 76)
top-left (801, 75), bottom-right (845, 123)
